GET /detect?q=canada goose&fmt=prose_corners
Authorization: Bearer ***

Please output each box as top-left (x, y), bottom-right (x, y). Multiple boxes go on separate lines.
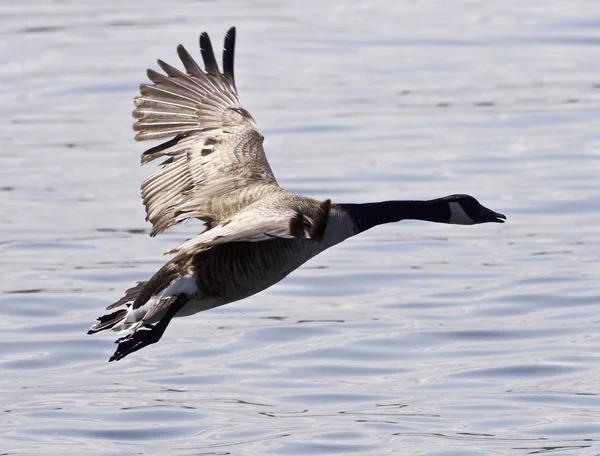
top-left (88, 27), bottom-right (506, 362)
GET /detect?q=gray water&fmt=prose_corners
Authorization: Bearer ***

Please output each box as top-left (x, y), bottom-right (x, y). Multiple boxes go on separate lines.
top-left (2, 0), bottom-right (600, 454)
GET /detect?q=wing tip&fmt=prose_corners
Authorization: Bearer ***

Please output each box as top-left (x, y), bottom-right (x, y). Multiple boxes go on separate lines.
top-left (175, 44), bottom-right (188, 59)
top-left (223, 26), bottom-right (236, 87)
top-left (225, 26), bottom-right (236, 43)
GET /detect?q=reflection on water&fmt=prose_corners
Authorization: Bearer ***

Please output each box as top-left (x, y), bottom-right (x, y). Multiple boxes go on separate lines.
top-left (2, 0), bottom-right (600, 454)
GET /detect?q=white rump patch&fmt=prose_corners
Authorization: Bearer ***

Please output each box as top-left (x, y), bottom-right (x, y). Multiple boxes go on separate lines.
top-left (163, 274), bottom-right (198, 296)
top-left (448, 202), bottom-right (474, 225)
top-left (112, 274), bottom-right (198, 332)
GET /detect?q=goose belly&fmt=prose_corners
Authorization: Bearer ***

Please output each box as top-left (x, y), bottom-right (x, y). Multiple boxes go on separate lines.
top-left (176, 295), bottom-right (231, 317)
top-left (192, 239), bottom-right (320, 302)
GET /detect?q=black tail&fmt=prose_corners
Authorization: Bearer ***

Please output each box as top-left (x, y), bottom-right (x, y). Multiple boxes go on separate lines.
top-left (87, 308), bottom-right (127, 334)
top-left (87, 281), bottom-right (148, 335)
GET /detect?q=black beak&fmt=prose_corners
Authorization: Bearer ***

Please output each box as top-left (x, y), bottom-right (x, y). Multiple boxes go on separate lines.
top-left (484, 209), bottom-right (506, 223)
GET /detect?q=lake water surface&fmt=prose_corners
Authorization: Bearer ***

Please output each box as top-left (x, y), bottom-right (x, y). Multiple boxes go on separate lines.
top-left (2, 1), bottom-right (600, 454)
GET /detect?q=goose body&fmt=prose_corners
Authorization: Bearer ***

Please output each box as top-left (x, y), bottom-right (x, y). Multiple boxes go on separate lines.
top-left (88, 27), bottom-right (506, 361)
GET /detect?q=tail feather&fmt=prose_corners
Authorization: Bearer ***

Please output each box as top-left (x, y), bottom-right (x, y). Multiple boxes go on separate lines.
top-left (88, 280), bottom-right (148, 335)
top-left (87, 308), bottom-right (127, 334)
top-left (106, 281), bottom-right (148, 310)
top-left (88, 266), bottom-right (194, 360)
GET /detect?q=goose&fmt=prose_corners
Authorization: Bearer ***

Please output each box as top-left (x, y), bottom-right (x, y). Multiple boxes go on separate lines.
top-left (88, 27), bottom-right (506, 362)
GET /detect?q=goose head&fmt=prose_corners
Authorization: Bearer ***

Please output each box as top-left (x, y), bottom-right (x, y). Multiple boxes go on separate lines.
top-left (444, 194), bottom-right (506, 225)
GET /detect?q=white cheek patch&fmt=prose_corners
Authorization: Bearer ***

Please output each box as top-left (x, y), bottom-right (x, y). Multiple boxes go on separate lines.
top-left (448, 202), bottom-right (475, 225)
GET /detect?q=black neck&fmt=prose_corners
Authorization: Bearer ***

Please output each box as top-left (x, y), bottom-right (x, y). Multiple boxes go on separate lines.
top-left (339, 199), bottom-right (450, 234)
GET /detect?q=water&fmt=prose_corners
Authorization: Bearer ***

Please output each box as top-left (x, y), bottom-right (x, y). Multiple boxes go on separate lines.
top-left (2, 0), bottom-right (600, 454)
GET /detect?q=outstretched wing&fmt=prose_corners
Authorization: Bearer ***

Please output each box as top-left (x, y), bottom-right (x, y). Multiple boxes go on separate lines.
top-left (133, 27), bottom-right (280, 236)
top-left (168, 199), bottom-right (332, 253)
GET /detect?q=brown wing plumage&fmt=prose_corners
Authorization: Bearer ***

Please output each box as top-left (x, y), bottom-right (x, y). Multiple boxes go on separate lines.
top-left (133, 27), bottom-right (280, 236)
top-left (167, 199), bottom-right (332, 253)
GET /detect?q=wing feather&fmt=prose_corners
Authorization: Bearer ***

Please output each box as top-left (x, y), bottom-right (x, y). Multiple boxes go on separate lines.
top-left (132, 27), bottom-right (280, 236)
top-left (199, 32), bottom-right (221, 79)
top-left (222, 27), bottom-right (236, 89)
top-left (167, 200), bottom-right (332, 253)
top-left (176, 45), bottom-right (205, 78)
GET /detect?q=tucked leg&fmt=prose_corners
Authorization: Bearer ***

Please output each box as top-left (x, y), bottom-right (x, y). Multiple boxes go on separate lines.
top-left (109, 295), bottom-right (186, 362)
